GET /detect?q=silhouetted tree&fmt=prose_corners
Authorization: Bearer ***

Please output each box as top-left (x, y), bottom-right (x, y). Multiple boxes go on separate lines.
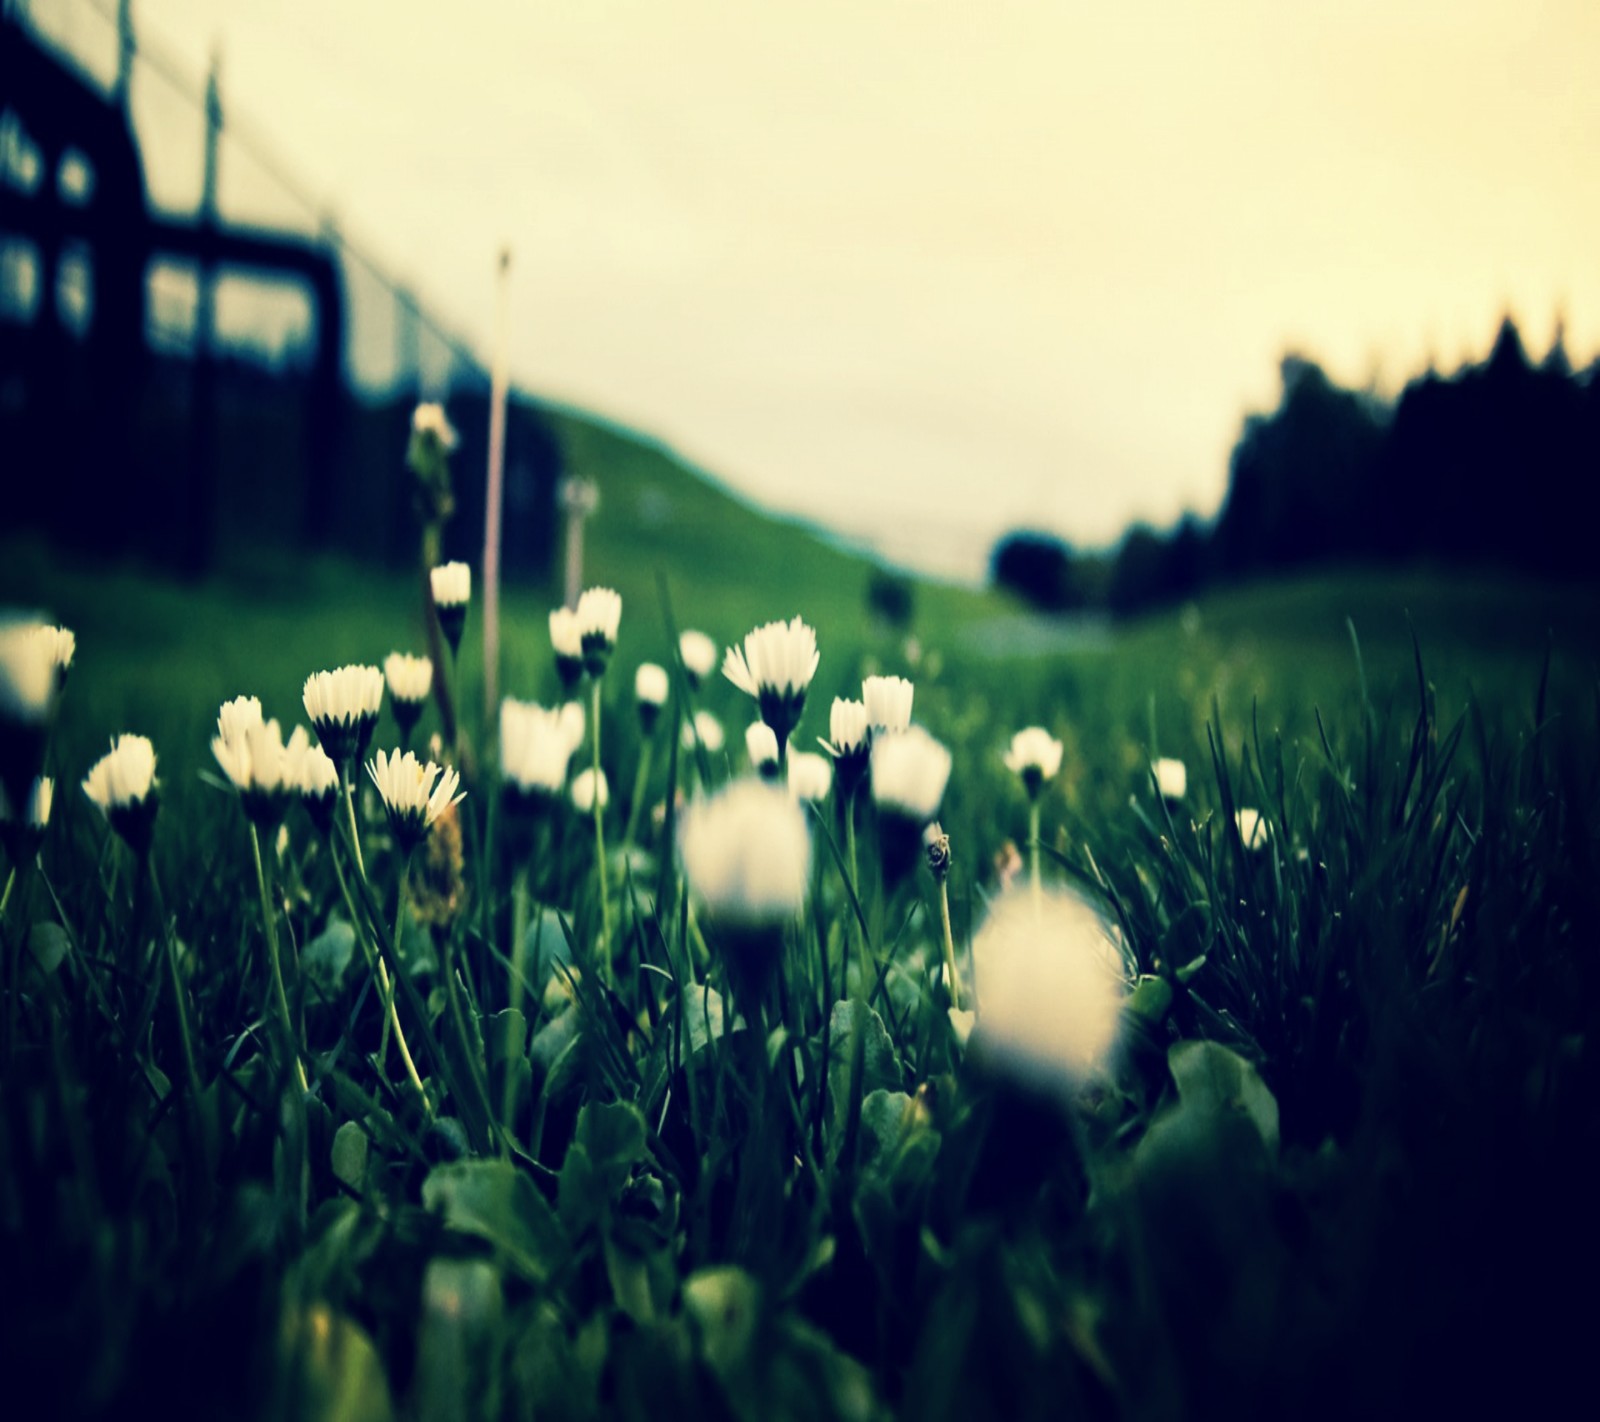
top-left (990, 531), bottom-right (1086, 612)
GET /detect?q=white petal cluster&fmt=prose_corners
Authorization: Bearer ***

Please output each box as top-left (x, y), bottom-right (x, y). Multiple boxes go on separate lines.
top-left (501, 698), bottom-right (585, 795)
top-left (30, 623), bottom-right (75, 678)
top-left (303, 665), bottom-right (384, 731)
top-left (678, 629), bottom-right (718, 683)
top-left (412, 401), bottom-right (458, 449)
top-left (679, 778), bottom-right (811, 925)
top-left (83, 734), bottom-right (157, 810)
top-left (571, 767), bottom-right (609, 813)
top-left (1004, 727), bottom-right (1064, 781)
top-left (972, 886), bottom-right (1127, 1095)
top-left (430, 562), bottom-right (471, 609)
top-left (284, 728), bottom-right (338, 801)
top-left (549, 606), bottom-right (583, 659)
top-left (722, 617), bottom-right (819, 700)
top-left (682, 710), bottom-right (725, 754)
top-left (745, 721), bottom-right (780, 771)
top-left (1236, 807), bottom-right (1270, 851)
top-left (1154, 757), bottom-right (1187, 801)
top-left (212, 701), bottom-right (296, 797)
top-left (576, 587), bottom-right (622, 647)
top-left (821, 698), bottom-right (870, 758)
top-left (862, 675), bottom-right (914, 734)
top-left (385, 652), bottom-right (434, 705)
top-left (786, 750), bottom-right (833, 803)
top-left (0, 776), bottom-right (52, 828)
top-left (870, 724), bottom-right (952, 821)
top-left (366, 748), bottom-right (464, 839)
top-left (0, 620), bottom-right (56, 720)
top-left (635, 662), bottom-right (669, 708)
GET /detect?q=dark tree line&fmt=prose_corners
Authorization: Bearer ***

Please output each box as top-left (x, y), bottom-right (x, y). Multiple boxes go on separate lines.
top-left (993, 316), bottom-right (1600, 615)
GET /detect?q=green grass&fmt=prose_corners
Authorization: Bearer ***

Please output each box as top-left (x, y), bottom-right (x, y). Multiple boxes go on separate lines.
top-left (4, 461), bottom-right (1599, 1420)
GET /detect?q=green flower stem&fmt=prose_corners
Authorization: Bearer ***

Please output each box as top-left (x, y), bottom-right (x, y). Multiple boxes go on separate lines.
top-left (340, 764), bottom-right (367, 881)
top-left (503, 861), bottom-right (531, 1132)
top-left (938, 875), bottom-right (963, 1011)
top-left (0, 866), bottom-right (15, 920)
top-left (843, 795), bottom-right (861, 998)
top-left (147, 853), bottom-right (203, 1120)
top-left (2, 863), bottom-right (23, 1066)
top-left (249, 824), bottom-right (308, 1094)
top-left (1029, 799), bottom-right (1042, 918)
top-left (389, 852), bottom-right (428, 1102)
top-left (591, 678), bottom-right (612, 977)
top-left (623, 739), bottom-right (654, 851)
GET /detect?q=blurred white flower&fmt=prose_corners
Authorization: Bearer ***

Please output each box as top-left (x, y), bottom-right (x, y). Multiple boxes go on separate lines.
top-left (549, 606), bottom-right (583, 660)
top-left (216, 695), bottom-right (264, 748)
top-left (576, 587), bottom-right (623, 674)
top-left (412, 402), bottom-right (458, 450)
top-left (1236, 807), bottom-right (1271, 851)
top-left (1004, 728), bottom-right (1063, 796)
top-left (948, 1007), bottom-right (975, 1046)
top-left (29, 623), bottom-right (75, 689)
top-left (1154, 757), bottom-right (1187, 802)
top-left (571, 767), bottom-right (609, 814)
top-left (679, 778), bottom-right (810, 926)
top-left (385, 652), bottom-right (434, 707)
top-left (430, 562), bottom-right (471, 609)
top-left (83, 734), bottom-right (157, 810)
top-left (787, 750), bottom-right (833, 803)
top-left (303, 665), bottom-right (385, 765)
top-left (635, 662), bottom-right (669, 709)
top-left (501, 698), bottom-right (585, 798)
top-left (682, 709), bottom-right (725, 755)
top-left (871, 724), bottom-right (952, 822)
top-left (862, 675), bottom-right (914, 734)
top-left (366, 748), bottom-right (464, 851)
top-left (0, 775), bottom-right (53, 858)
top-left (678, 629), bottom-right (718, 687)
top-left (0, 619), bottom-right (55, 722)
top-left (83, 735), bottom-right (160, 852)
top-left (972, 885), bottom-right (1126, 1095)
top-left (745, 721), bottom-right (780, 777)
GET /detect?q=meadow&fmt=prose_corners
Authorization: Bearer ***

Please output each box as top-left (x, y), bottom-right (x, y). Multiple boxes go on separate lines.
top-left (2, 465), bottom-right (1598, 1421)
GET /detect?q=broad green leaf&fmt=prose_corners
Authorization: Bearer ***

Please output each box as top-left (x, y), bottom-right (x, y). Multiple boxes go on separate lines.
top-left (330, 1121), bottom-right (367, 1192)
top-left (279, 1302), bottom-right (395, 1422)
top-left (559, 1100), bottom-right (648, 1234)
top-left (26, 922), bottom-right (69, 974)
top-left (302, 918), bottom-right (355, 997)
top-left (483, 1008), bottom-right (528, 1067)
top-left (1167, 1039), bottom-right (1279, 1155)
top-left (421, 1160), bottom-right (568, 1282)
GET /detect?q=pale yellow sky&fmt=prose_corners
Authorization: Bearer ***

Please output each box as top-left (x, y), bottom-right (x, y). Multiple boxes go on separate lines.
top-left (35, 0), bottom-right (1600, 579)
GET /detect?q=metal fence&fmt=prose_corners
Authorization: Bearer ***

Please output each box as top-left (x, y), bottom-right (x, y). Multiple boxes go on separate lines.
top-left (1, 0), bottom-right (559, 577)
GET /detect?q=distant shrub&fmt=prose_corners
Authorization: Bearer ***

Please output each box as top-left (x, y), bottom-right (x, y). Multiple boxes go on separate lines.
top-left (991, 530), bottom-right (1086, 612)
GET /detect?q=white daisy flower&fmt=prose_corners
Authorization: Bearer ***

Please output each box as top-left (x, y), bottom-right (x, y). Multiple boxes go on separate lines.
top-left (862, 675), bottom-right (914, 735)
top-left (786, 750), bottom-right (833, 803)
top-left (871, 724), bottom-right (952, 823)
top-left (682, 709), bottom-right (725, 755)
top-left (412, 401), bottom-right (458, 450)
top-left (745, 721), bottom-right (780, 779)
top-left (83, 734), bottom-right (159, 852)
top-left (819, 697), bottom-right (871, 797)
top-left (1236, 807), bottom-right (1270, 852)
top-left (212, 703), bottom-right (295, 827)
top-left (635, 662), bottom-right (669, 733)
top-left (0, 617), bottom-right (55, 742)
top-left (722, 616), bottom-right (819, 746)
top-left (430, 562), bottom-right (471, 652)
top-left (679, 777), bottom-right (810, 927)
top-left (366, 748), bottom-right (464, 853)
top-left (971, 885), bottom-right (1127, 1098)
top-left (28, 623), bottom-right (75, 690)
top-left (303, 665), bottom-right (384, 766)
top-left (571, 766), bottom-right (609, 814)
top-left (385, 652), bottom-right (434, 744)
top-left (1004, 727), bottom-right (1064, 800)
top-left (501, 698), bottom-right (585, 802)
top-left (283, 727), bottom-right (339, 832)
top-left (576, 586), bottom-right (623, 675)
top-left (0, 775), bottom-right (52, 860)
top-left (1153, 757), bottom-right (1187, 802)
top-left (678, 629), bottom-right (718, 689)
top-left (549, 606), bottom-right (585, 691)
